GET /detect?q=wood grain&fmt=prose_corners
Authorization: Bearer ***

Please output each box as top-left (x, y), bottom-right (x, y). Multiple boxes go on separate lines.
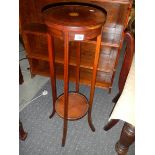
top-left (55, 92), bottom-right (89, 120)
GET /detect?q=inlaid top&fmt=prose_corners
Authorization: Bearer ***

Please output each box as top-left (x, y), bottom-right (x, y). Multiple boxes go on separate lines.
top-left (42, 4), bottom-right (107, 31)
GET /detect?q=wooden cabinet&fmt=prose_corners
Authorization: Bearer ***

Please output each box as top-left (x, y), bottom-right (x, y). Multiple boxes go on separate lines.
top-left (20, 0), bottom-right (133, 91)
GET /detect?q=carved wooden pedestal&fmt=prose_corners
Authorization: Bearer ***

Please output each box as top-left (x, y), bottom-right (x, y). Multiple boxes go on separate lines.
top-left (115, 122), bottom-right (135, 155)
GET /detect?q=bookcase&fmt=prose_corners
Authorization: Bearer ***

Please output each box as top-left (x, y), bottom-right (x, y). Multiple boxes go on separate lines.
top-left (20, 0), bottom-right (133, 92)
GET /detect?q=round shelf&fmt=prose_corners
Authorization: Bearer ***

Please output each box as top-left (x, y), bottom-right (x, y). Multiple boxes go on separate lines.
top-left (55, 92), bottom-right (89, 120)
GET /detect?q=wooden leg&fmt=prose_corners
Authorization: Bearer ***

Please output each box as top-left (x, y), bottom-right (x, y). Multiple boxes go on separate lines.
top-left (103, 119), bottom-right (119, 131)
top-left (103, 93), bottom-right (120, 130)
top-left (88, 34), bottom-right (102, 132)
top-left (62, 32), bottom-right (69, 147)
top-left (76, 41), bottom-right (81, 92)
top-left (47, 34), bottom-right (57, 119)
top-left (19, 66), bottom-right (27, 141)
top-left (108, 87), bottom-right (112, 94)
top-left (112, 93), bottom-right (121, 103)
top-left (107, 93), bottom-right (121, 117)
top-left (108, 70), bottom-right (116, 94)
top-left (19, 65), bottom-right (24, 85)
top-left (19, 120), bottom-right (28, 141)
top-left (115, 122), bottom-right (135, 155)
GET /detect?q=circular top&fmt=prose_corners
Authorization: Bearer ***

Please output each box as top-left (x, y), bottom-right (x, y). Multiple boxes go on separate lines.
top-left (42, 4), bottom-right (106, 31)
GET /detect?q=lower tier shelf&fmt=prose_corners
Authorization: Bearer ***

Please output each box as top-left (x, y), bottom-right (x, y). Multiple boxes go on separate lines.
top-left (55, 92), bottom-right (89, 120)
top-left (30, 59), bottom-right (112, 89)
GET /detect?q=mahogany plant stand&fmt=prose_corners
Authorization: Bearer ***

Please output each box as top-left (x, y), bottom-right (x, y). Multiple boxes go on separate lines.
top-left (42, 3), bottom-right (107, 146)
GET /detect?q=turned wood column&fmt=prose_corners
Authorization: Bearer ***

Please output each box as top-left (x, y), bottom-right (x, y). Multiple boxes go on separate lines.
top-left (115, 122), bottom-right (135, 155)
